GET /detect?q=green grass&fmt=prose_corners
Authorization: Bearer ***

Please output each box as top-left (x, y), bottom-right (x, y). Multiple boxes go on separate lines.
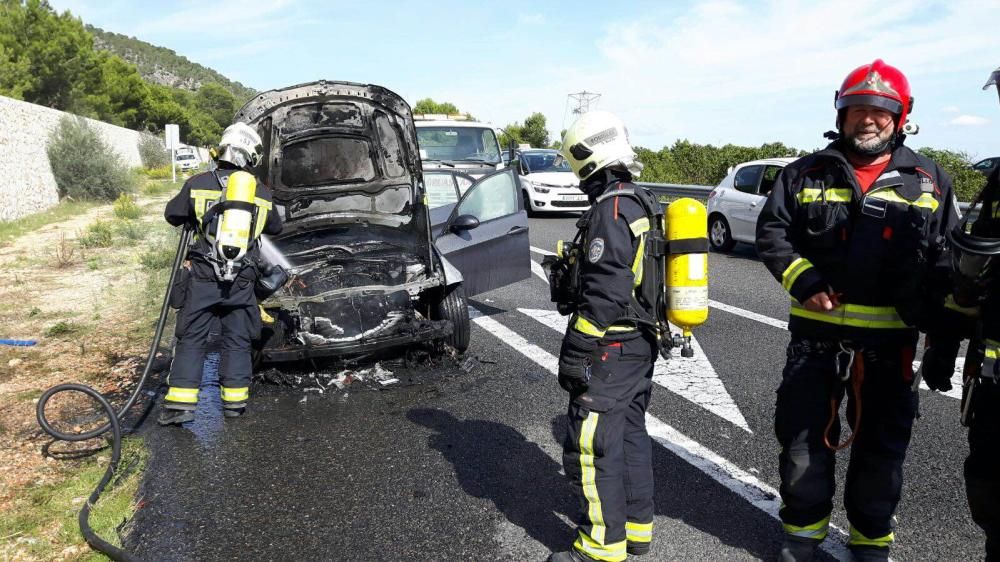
top-left (112, 220), bottom-right (146, 246)
top-left (44, 321), bottom-right (79, 338)
top-left (78, 221), bottom-right (114, 249)
top-left (112, 194), bottom-right (141, 221)
top-left (0, 438), bottom-right (148, 561)
top-left (0, 200), bottom-right (100, 247)
top-left (13, 389), bottom-right (41, 402)
top-left (141, 179), bottom-right (182, 197)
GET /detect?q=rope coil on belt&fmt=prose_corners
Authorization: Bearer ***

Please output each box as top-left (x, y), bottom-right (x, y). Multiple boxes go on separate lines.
top-left (34, 227), bottom-right (192, 562)
top-left (823, 343), bottom-right (866, 451)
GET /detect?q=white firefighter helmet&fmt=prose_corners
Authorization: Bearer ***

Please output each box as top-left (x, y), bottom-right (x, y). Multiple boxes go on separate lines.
top-left (217, 122), bottom-right (263, 169)
top-left (560, 110), bottom-right (643, 181)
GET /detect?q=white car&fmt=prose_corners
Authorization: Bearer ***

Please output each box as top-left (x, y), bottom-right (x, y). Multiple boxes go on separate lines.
top-left (415, 117), bottom-right (505, 178)
top-left (706, 157), bottom-right (797, 251)
top-left (515, 149), bottom-right (589, 215)
top-left (175, 152), bottom-right (200, 171)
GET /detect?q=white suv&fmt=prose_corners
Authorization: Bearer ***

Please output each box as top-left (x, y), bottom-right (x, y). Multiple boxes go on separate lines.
top-left (515, 149), bottom-right (589, 215)
top-left (706, 157), bottom-right (797, 251)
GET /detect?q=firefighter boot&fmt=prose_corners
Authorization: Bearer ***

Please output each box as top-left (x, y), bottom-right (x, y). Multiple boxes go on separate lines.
top-left (223, 402), bottom-right (247, 418)
top-left (547, 549), bottom-right (596, 562)
top-left (848, 546), bottom-right (889, 562)
top-left (626, 541), bottom-right (650, 556)
top-left (157, 404), bottom-right (195, 426)
top-left (778, 536), bottom-right (820, 562)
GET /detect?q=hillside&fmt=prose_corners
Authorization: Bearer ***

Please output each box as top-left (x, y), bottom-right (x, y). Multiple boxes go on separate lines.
top-left (86, 25), bottom-right (257, 102)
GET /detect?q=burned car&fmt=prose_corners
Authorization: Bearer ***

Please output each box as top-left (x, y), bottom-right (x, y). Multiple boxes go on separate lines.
top-left (234, 81), bottom-right (530, 363)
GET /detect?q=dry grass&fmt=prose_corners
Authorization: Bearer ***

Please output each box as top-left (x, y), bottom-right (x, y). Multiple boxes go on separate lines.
top-left (0, 187), bottom-right (177, 561)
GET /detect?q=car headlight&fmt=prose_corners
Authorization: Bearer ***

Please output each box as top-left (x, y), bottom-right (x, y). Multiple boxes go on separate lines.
top-left (532, 184), bottom-right (550, 194)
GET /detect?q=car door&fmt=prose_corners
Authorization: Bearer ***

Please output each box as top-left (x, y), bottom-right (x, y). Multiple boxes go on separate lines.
top-left (424, 170), bottom-right (476, 228)
top-left (747, 165), bottom-right (784, 239)
top-left (730, 165), bottom-right (764, 241)
top-left (434, 168), bottom-right (530, 296)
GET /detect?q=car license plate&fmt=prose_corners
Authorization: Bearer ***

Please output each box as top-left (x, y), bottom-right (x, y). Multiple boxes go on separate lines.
top-left (562, 195), bottom-right (587, 202)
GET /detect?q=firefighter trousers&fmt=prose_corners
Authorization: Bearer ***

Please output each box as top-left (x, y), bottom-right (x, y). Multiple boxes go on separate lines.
top-left (774, 337), bottom-right (918, 548)
top-left (563, 333), bottom-right (657, 562)
top-left (166, 271), bottom-right (261, 409)
top-left (965, 378), bottom-right (1000, 561)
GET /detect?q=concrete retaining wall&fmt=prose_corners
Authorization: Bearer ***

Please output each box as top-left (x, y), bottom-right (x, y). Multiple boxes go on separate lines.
top-left (0, 95), bottom-right (149, 221)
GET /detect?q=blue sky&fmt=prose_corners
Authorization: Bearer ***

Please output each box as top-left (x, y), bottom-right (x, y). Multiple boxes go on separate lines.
top-left (53, 0), bottom-right (1000, 159)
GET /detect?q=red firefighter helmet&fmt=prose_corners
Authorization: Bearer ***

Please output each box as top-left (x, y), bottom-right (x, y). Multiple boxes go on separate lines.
top-left (835, 59), bottom-right (913, 129)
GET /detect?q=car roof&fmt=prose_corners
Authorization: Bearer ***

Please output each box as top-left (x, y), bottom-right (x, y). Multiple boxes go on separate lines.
top-left (415, 120), bottom-right (494, 128)
top-left (737, 157), bottom-right (798, 167)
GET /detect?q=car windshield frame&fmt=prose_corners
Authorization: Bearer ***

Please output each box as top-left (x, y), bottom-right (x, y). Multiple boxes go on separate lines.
top-left (416, 126), bottom-right (502, 165)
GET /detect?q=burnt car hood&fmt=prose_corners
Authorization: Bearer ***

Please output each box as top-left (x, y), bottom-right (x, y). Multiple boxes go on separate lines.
top-left (235, 81), bottom-right (431, 259)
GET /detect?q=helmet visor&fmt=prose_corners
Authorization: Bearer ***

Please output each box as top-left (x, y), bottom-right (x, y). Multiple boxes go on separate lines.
top-left (836, 94), bottom-right (903, 115)
top-left (218, 146), bottom-right (250, 169)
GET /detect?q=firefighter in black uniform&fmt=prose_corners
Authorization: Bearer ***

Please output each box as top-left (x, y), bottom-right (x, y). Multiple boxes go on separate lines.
top-left (546, 111), bottom-right (664, 562)
top-left (922, 66), bottom-right (1000, 561)
top-left (756, 60), bottom-right (959, 561)
top-left (159, 122), bottom-right (283, 424)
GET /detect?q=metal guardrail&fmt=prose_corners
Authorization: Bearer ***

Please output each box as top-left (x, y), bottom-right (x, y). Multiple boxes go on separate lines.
top-left (636, 182), bottom-right (713, 202)
top-left (638, 181), bottom-right (979, 221)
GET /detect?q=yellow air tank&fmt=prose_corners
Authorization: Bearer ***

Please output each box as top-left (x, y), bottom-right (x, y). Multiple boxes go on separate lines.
top-left (665, 198), bottom-right (709, 355)
top-left (215, 171), bottom-right (257, 279)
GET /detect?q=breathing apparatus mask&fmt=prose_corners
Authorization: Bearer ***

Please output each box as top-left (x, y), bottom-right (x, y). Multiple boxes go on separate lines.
top-left (947, 201), bottom-right (1000, 307)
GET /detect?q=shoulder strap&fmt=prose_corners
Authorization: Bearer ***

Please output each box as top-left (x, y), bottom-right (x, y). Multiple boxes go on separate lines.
top-left (593, 184), bottom-right (662, 220)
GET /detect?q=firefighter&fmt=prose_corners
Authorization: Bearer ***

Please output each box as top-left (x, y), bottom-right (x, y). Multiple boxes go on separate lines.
top-left (922, 65), bottom-right (1000, 561)
top-left (755, 60), bottom-right (959, 561)
top-left (547, 111), bottom-right (664, 562)
top-left (159, 122), bottom-right (283, 425)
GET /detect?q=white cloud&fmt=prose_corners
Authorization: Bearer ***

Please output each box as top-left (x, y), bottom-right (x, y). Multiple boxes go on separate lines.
top-left (942, 106), bottom-right (961, 113)
top-left (949, 115), bottom-right (989, 126)
top-left (517, 13), bottom-right (545, 25)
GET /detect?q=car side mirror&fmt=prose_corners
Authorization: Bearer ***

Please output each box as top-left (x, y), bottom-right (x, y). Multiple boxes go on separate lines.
top-left (450, 214), bottom-right (480, 232)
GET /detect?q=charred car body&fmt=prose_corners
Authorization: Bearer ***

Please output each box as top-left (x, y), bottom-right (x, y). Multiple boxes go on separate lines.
top-left (235, 81), bottom-right (530, 363)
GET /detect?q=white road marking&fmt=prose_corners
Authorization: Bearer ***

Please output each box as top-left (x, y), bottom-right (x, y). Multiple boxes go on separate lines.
top-left (530, 245), bottom-right (556, 256)
top-left (708, 299), bottom-right (789, 330)
top-left (708, 296), bottom-right (965, 402)
top-left (530, 260), bottom-right (547, 282)
top-left (468, 307), bottom-right (558, 375)
top-left (519, 308), bottom-right (752, 433)
top-left (470, 305), bottom-right (850, 560)
top-left (913, 360), bottom-right (966, 400)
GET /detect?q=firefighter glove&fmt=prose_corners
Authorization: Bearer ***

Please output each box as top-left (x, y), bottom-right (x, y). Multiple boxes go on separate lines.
top-left (921, 336), bottom-right (961, 392)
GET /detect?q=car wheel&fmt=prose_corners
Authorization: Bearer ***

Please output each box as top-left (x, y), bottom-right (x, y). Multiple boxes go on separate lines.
top-left (709, 215), bottom-right (736, 252)
top-left (435, 284), bottom-right (470, 352)
top-left (522, 190), bottom-right (536, 218)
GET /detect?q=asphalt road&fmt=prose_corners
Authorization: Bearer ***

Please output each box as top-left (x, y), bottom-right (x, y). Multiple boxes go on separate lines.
top-left (129, 213), bottom-right (983, 561)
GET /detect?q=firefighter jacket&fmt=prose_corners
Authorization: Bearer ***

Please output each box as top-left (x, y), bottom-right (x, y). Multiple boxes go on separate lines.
top-left (570, 170), bottom-right (657, 341)
top-left (164, 168), bottom-right (283, 280)
top-left (967, 166), bottom-right (1000, 370)
top-left (756, 142), bottom-right (959, 343)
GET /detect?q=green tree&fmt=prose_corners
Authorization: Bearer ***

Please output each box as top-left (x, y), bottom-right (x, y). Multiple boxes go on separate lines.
top-left (413, 98), bottom-right (460, 115)
top-left (499, 112), bottom-right (551, 149)
top-left (918, 147), bottom-right (987, 202)
top-left (0, 0), bottom-right (97, 109)
top-left (47, 115), bottom-right (135, 200)
top-left (498, 124), bottom-right (522, 150)
top-left (520, 112), bottom-right (550, 148)
top-left (195, 82), bottom-right (238, 130)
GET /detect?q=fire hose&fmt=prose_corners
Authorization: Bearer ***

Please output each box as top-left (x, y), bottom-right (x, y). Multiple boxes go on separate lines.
top-left (35, 226), bottom-right (191, 562)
